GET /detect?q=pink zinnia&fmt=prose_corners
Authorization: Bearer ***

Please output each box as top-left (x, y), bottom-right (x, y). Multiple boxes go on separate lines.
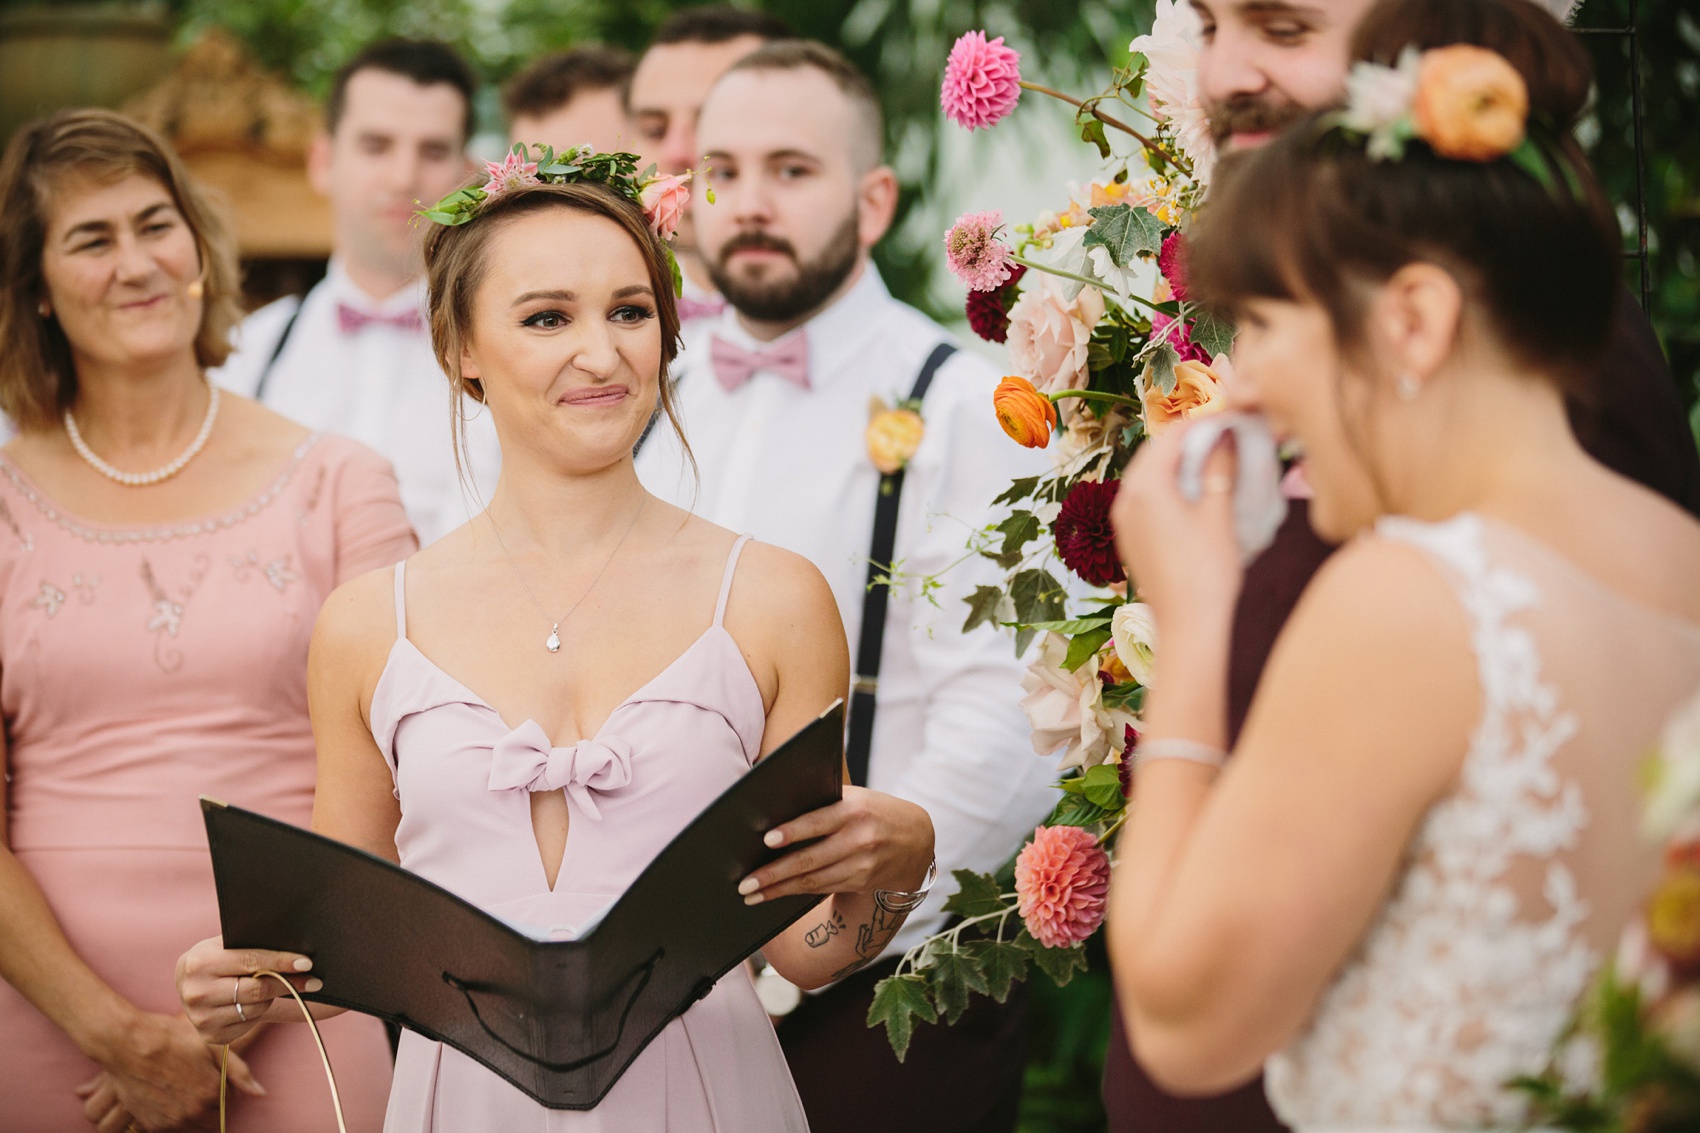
top-left (942, 31), bottom-right (1022, 131)
top-left (1015, 825), bottom-right (1111, 949)
top-left (482, 151), bottom-right (540, 200)
top-left (945, 210), bottom-right (1014, 292)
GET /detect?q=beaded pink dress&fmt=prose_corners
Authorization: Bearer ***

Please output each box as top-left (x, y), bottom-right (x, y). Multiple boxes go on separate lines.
top-left (0, 433), bottom-right (415, 1132)
top-left (371, 535), bottom-right (809, 1131)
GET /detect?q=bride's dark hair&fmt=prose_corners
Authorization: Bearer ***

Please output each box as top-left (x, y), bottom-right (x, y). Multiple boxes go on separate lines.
top-left (1188, 0), bottom-right (1617, 395)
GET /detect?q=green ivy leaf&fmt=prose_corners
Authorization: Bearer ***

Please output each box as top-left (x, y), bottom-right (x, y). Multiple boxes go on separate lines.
top-left (962, 586), bottom-right (1006, 634)
top-left (993, 476), bottom-right (1040, 506)
top-left (1010, 570), bottom-right (1068, 655)
top-left (1018, 931), bottom-right (1090, 988)
top-left (941, 869), bottom-right (1009, 919)
top-left (964, 939), bottom-right (1031, 1003)
top-left (1082, 203), bottom-right (1165, 269)
top-left (996, 511), bottom-right (1040, 558)
top-left (1190, 307), bottom-right (1236, 358)
top-left (867, 974), bottom-right (938, 1062)
top-left (1062, 628), bottom-right (1112, 673)
top-left (930, 946), bottom-right (991, 1025)
top-left (1147, 341), bottom-right (1180, 396)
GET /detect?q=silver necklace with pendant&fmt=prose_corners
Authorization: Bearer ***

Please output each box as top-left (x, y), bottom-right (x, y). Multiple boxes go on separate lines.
top-left (490, 496), bottom-right (647, 653)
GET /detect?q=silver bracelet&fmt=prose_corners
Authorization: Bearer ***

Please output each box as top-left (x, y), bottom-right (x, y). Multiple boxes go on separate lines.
top-left (1135, 737), bottom-right (1228, 770)
top-left (873, 857), bottom-right (937, 915)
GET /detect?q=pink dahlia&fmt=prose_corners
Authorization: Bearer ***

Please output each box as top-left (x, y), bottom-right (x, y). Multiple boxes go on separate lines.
top-left (945, 210), bottom-right (1014, 292)
top-left (1015, 824), bottom-right (1111, 949)
top-left (1151, 312), bottom-right (1211, 365)
top-left (1158, 232), bottom-right (1191, 303)
top-left (482, 151), bottom-right (540, 199)
top-left (942, 31), bottom-right (1022, 131)
top-left (965, 262), bottom-right (1027, 343)
top-left (1053, 477), bottom-right (1125, 588)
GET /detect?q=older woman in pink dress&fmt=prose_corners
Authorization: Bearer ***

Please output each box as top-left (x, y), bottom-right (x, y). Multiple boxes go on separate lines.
top-left (176, 170), bottom-right (938, 1130)
top-left (0, 110), bottom-right (408, 1131)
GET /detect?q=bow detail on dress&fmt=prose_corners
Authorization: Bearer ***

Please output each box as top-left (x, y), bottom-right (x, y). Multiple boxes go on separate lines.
top-left (488, 721), bottom-right (634, 820)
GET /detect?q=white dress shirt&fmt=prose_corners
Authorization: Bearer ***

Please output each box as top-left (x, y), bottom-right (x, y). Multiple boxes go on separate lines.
top-left (213, 260), bottom-right (500, 545)
top-left (637, 266), bottom-right (1061, 961)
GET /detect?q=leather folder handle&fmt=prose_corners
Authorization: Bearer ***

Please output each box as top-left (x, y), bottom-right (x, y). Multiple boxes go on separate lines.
top-left (440, 949), bottom-right (663, 1072)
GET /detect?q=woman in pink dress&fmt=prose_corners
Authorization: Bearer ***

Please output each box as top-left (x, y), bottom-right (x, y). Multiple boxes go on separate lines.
top-left (0, 110), bottom-right (407, 1131)
top-left (177, 174), bottom-right (939, 1129)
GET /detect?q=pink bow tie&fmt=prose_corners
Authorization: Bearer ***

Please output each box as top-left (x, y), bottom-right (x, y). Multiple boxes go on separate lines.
top-left (677, 294), bottom-right (727, 322)
top-left (710, 334), bottom-right (810, 393)
top-left (337, 302), bottom-right (424, 336)
top-left (487, 721), bottom-right (634, 820)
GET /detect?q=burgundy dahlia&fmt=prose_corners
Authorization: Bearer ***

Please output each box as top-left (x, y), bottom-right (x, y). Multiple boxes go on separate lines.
top-left (1118, 725), bottom-right (1140, 797)
top-left (1053, 477), bottom-right (1125, 588)
top-left (965, 262), bottom-right (1027, 343)
top-left (1158, 231), bottom-right (1190, 303)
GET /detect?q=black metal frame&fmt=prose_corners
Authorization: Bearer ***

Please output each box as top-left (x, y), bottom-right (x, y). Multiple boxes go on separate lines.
top-left (1576, 0), bottom-right (1651, 312)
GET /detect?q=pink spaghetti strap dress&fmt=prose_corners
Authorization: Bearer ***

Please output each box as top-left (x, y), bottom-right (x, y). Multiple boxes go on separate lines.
top-left (0, 433), bottom-right (412, 1132)
top-left (371, 535), bottom-right (810, 1131)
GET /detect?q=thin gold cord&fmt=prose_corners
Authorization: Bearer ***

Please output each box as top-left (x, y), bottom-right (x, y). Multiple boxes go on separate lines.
top-left (218, 969), bottom-right (347, 1133)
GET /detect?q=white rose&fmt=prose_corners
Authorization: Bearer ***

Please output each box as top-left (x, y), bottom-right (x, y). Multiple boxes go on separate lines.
top-left (1111, 603), bottom-right (1158, 687)
top-left (1020, 632), bottom-right (1125, 771)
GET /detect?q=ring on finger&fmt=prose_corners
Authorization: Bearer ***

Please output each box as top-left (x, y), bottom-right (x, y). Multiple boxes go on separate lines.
top-left (233, 975), bottom-right (247, 1022)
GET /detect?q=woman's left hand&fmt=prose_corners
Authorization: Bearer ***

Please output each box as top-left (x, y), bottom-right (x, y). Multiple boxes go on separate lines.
top-left (739, 786), bottom-right (934, 905)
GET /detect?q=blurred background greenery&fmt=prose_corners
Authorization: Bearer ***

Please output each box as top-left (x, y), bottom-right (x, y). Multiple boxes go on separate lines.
top-left (0, 1), bottom-right (1695, 1128)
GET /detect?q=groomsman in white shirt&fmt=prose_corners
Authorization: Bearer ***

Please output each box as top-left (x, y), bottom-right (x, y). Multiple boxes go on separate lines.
top-left (635, 40), bottom-right (1057, 1133)
top-left (214, 39), bottom-right (499, 544)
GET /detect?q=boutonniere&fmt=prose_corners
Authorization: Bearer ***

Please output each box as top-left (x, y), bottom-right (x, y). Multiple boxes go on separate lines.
top-left (866, 396), bottom-right (926, 476)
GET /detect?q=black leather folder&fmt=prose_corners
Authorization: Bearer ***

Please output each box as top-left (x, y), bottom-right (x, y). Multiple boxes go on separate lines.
top-left (203, 700), bottom-right (845, 1109)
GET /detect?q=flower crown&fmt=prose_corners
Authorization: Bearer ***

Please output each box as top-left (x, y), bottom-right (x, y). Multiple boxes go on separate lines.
top-left (417, 143), bottom-right (699, 295)
top-left (1326, 44), bottom-right (1580, 198)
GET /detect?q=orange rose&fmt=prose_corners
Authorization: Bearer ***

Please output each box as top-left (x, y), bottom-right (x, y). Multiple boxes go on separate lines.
top-left (1142, 358), bottom-right (1227, 436)
top-left (1412, 45), bottom-right (1528, 162)
top-left (866, 404), bottom-right (926, 474)
top-left (1648, 865), bottom-right (1700, 967)
top-left (994, 376), bottom-right (1057, 448)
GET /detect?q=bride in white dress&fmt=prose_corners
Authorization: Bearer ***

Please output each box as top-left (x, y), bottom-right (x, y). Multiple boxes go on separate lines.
top-left (1103, 37), bottom-right (1700, 1133)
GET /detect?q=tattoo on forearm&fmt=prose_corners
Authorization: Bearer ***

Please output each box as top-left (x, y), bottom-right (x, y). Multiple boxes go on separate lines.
top-left (804, 910), bottom-right (847, 949)
top-left (827, 901), bottom-right (907, 981)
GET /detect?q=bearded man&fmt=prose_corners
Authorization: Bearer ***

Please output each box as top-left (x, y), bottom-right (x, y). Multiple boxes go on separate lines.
top-left (1103, 1), bottom-right (1700, 1130)
top-left (634, 39), bottom-right (1059, 1133)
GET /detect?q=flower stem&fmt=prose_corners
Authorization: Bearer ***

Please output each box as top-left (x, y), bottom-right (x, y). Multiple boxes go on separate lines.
top-left (1047, 389), bottom-right (1143, 411)
top-left (1007, 255), bottom-right (1166, 315)
top-left (1018, 81), bottom-right (1195, 176)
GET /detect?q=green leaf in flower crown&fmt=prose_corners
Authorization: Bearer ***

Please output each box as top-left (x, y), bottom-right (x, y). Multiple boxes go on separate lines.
top-left (964, 939), bottom-right (1031, 1003)
top-left (993, 476), bottom-right (1040, 506)
top-left (1083, 203), bottom-right (1165, 269)
top-left (1190, 307), bottom-right (1237, 358)
top-left (1147, 340), bottom-right (1180, 396)
top-left (996, 510), bottom-right (1040, 558)
top-left (867, 973), bottom-right (938, 1061)
top-left (1062, 627), bottom-right (1112, 673)
top-left (962, 585), bottom-right (1006, 634)
top-left (930, 946), bottom-right (991, 1025)
top-left (942, 869), bottom-right (1009, 919)
top-left (1018, 931), bottom-right (1090, 988)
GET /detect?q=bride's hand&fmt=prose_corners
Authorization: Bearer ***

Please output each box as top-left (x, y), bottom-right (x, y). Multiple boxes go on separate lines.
top-left (738, 787), bottom-right (934, 904)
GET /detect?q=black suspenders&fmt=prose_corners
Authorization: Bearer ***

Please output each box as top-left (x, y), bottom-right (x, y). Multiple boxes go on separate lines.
top-left (251, 298), bottom-right (304, 403)
top-left (845, 341), bottom-right (957, 787)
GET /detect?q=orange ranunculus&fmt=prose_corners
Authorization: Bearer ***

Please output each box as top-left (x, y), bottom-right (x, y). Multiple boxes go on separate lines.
top-left (1412, 45), bottom-right (1528, 162)
top-left (1142, 357), bottom-right (1227, 436)
top-left (994, 376), bottom-right (1057, 448)
top-left (1648, 865), bottom-right (1700, 967)
top-left (866, 405), bottom-right (926, 474)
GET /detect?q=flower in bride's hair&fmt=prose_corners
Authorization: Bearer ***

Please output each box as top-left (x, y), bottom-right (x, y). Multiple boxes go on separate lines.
top-left (482, 150), bottom-right (540, 199)
top-left (945, 210), bottom-right (1015, 292)
top-left (1053, 477), bottom-right (1125, 588)
top-left (994, 376), bottom-right (1057, 448)
top-left (966, 263), bottom-right (1027, 343)
top-left (1007, 275), bottom-right (1104, 396)
top-left (1142, 354), bottom-right (1229, 437)
top-left (1652, 987), bottom-right (1700, 1075)
top-left (1412, 45), bottom-right (1528, 162)
top-left (1015, 824), bottom-right (1111, 949)
top-left (1648, 862), bottom-right (1700, 970)
top-left (941, 31), bottom-right (1022, 131)
top-left (1340, 49), bottom-right (1421, 161)
top-left (639, 172), bottom-right (693, 241)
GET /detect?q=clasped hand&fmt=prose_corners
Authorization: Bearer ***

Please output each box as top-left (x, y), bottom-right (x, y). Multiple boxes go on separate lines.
top-left (74, 1009), bottom-right (265, 1132)
top-left (738, 785), bottom-right (934, 905)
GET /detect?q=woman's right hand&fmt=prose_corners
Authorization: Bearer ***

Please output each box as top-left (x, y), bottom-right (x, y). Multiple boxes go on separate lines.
top-left (84, 1010), bottom-right (265, 1131)
top-left (175, 936), bottom-right (318, 1047)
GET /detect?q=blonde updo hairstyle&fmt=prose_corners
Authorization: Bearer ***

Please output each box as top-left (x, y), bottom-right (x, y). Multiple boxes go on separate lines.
top-left (422, 181), bottom-right (692, 474)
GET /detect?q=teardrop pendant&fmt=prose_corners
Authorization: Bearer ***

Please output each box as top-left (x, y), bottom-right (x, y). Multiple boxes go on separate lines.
top-left (545, 625), bottom-right (561, 653)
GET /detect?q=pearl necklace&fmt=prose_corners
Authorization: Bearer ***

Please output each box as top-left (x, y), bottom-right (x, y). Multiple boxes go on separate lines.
top-left (63, 383), bottom-right (220, 487)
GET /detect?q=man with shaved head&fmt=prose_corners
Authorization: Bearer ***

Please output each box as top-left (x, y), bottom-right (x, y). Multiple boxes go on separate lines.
top-left (635, 39), bottom-right (1056, 1133)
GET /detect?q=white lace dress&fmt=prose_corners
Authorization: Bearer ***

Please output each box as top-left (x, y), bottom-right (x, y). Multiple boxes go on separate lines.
top-left (1264, 513), bottom-right (1700, 1132)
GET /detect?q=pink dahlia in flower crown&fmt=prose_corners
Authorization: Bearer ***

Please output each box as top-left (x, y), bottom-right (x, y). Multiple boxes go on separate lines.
top-left (945, 210), bottom-right (1015, 292)
top-left (941, 31), bottom-right (1023, 131)
top-left (639, 172), bottom-right (693, 241)
top-left (482, 151), bottom-right (540, 199)
top-left (1158, 232), bottom-right (1191, 303)
top-left (965, 263), bottom-right (1027, 343)
top-left (1015, 824), bottom-right (1111, 949)
top-left (1053, 477), bottom-right (1126, 588)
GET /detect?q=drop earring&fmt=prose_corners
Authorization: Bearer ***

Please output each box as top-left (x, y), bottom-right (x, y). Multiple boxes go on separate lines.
top-left (186, 279), bottom-right (204, 300)
top-left (1396, 373), bottom-right (1421, 401)
top-left (37, 301), bottom-right (50, 319)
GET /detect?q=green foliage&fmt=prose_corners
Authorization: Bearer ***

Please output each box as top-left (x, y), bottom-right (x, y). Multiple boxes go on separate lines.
top-left (1082, 202), bottom-right (1165, 268)
top-left (865, 973), bottom-right (938, 1063)
top-left (942, 868), bottom-right (1009, 919)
